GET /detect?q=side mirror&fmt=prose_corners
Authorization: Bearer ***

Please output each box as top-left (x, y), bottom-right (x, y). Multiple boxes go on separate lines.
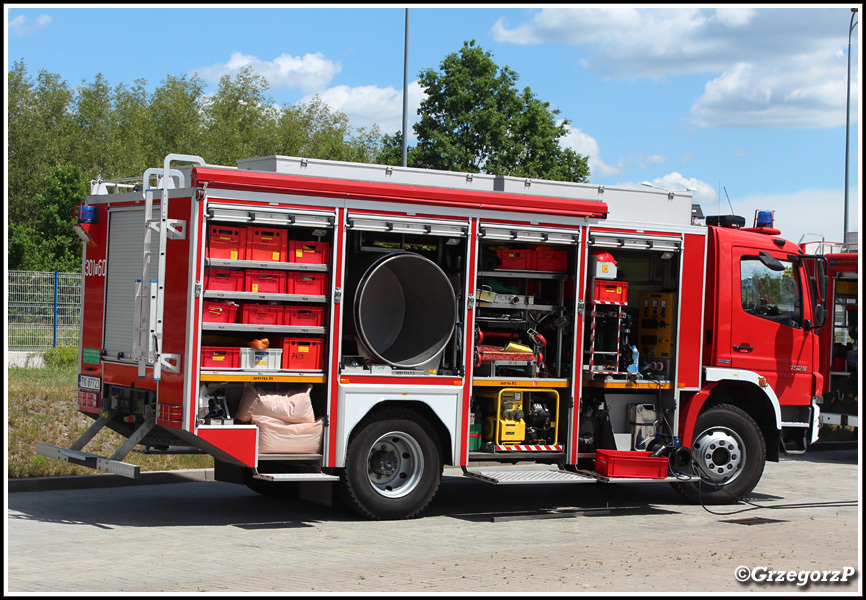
top-left (812, 304), bottom-right (827, 329)
top-left (759, 251), bottom-right (786, 272)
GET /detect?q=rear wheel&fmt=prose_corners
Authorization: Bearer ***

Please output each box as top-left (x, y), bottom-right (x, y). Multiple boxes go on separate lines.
top-left (672, 404), bottom-right (766, 504)
top-left (339, 409), bottom-right (442, 520)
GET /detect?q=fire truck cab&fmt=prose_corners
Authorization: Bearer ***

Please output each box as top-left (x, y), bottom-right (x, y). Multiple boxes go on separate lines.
top-left (37, 154), bottom-right (830, 519)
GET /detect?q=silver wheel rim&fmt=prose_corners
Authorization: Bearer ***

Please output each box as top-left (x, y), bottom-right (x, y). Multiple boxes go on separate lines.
top-left (365, 431), bottom-right (424, 499)
top-left (692, 426), bottom-right (745, 484)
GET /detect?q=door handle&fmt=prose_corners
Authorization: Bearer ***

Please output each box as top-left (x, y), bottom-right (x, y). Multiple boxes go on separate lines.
top-left (733, 344), bottom-right (754, 353)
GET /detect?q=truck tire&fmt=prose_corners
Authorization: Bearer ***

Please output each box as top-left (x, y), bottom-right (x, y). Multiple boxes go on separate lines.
top-left (672, 404), bottom-right (766, 505)
top-left (339, 409), bottom-right (442, 520)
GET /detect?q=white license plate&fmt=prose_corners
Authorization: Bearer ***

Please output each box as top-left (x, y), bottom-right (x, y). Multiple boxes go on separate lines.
top-left (78, 375), bottom-right (101, 391)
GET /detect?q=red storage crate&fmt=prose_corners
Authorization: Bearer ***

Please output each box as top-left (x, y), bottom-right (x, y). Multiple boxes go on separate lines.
top-left (494, 248), bottom-right (531, 270)
top-left (203, 300), bottom-right (238, 323)
top-left (205, 268), bottom-right (244, 292)
top-left (248, 228), bottom-right (288, 262)
top-left (594, 280), bottom-right (628, 304)
top-left (595, 450), bottom-right (668, 479)
top-left (281, 338), bottom-right (324, 370)
top-left (289, 240), bottom-right (330, 264)
top-left (206, 226), bottom-right (246, 260)
top-left (287, 306), bottom-right (325, 327)
top-left (532, 248), bottom-right (567, 272)
top-left (241, 303), bottom-right (284, 325)
top-left (244, 269), bottom-right (287, 294)
top-left (288, 272), bottom-right (327, 296)
top-left (201, 346), bottom-right (240, 369)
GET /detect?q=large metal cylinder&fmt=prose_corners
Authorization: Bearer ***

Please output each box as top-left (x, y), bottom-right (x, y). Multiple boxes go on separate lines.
top-left (353, 252), bottom-right (457, 368)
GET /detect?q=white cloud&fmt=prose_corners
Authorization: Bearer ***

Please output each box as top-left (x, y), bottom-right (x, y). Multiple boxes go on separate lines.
top-left (302, 81), bottom-right (425, 137)
top-left (627, 172), bottom-right (718, 207)
top-left (559, 125), bottom-right (622, 177)
top-left (692, 61), bottom-right (856, 129)
top-left (9, 13), bottom-right (52, 37)
top-left (491, 7), bottom-right (856, 129)
top-left (193, 51), bottom-right (341, 94)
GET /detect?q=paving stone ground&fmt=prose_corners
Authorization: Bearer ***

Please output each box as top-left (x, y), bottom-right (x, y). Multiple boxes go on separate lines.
top-left (5, 447), bottom-right (860, 595)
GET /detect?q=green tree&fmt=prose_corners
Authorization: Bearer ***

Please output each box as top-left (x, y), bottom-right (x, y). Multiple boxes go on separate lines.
top-left (383, 40), bottom-right (589, 182)
top-left (9, 165), bottom-right (88, 272)
top-left (146, 73), bottom-right (206, 161)
top-left (203, 66), bottom-right (278, 165)
top-left (7, 61), bottom-right (76, 225)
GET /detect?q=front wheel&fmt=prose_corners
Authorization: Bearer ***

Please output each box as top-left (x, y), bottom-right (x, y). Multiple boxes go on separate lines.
top-left (672, 404), bottom-right (766, 505)
top-left (339, 409), bottom-right (442, 520)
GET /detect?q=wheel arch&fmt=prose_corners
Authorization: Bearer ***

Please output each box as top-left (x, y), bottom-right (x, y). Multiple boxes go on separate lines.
top-left (695, 369), bottom-right (781, 463)
top-left (347, 400), bottom-right (453, 466)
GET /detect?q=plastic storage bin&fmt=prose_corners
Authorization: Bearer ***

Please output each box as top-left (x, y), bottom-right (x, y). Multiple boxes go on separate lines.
top-left (288, 272), bottom-right (327, 296)
top-left (244, 269), bottom-right (287, 294)
top-left (532, 249), bottom-right (567, 272)
top-left (287, 306), bottom-right (325, 327)
top-left (593, 280), bottom-right (628, 304)
top-left (201, 346), bottom-right (240, 369)
top-left (247, 228), bottom-right (287, 262)
top-left (240, 347), bottom-right (283, 370)
top-left (202, 300), bottom-right (238, 323)
top-left (241, 304), bottom-right (284, 325)
top-left (206, 226), bottom-right (246, 260)
top-left (494, 248), bottom-right (531, 270)
top-left (205, 268), bottom-right (245, 292)
top-left (289, 241), bottom-right (330, 264)
top-left (281, 338), bottom-right (324, 370)
top-left (595, 449), bottom-right (668, 479)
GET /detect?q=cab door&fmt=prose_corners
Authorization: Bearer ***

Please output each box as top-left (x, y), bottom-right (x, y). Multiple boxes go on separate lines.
top-left (729, 247), bottom-right (812, 404)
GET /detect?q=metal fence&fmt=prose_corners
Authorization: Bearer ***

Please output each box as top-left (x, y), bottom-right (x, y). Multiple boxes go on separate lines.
top-left (7, 271), bottom-right (82, 351)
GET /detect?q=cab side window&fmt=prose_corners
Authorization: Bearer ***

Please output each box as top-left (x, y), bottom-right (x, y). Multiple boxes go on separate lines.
top-left (740, 258), bottom-right (802, 328)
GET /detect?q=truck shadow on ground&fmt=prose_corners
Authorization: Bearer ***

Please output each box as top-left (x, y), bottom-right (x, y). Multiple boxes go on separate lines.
top-left (10, 447), bottom-right (857, 529)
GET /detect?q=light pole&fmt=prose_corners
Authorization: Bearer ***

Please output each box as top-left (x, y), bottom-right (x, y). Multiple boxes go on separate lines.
top-left (401, 8), bottom-right (409, 167)
top-left (843, 8), bottom-right (858, 243)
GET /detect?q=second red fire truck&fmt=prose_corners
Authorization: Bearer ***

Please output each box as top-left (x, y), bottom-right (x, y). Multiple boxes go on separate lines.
top-left (38, 153), bottom-right (837, 520)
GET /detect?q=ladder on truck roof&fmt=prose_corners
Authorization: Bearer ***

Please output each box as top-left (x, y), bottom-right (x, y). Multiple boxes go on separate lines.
top-left (133, 154), bottom-right (205, 380)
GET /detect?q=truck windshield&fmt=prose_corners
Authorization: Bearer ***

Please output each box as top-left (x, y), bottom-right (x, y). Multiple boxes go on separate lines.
top-left (740, 257), bottom-right (802, 328)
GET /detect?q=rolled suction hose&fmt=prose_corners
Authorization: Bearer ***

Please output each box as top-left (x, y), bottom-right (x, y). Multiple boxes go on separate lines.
top-left (352, 252), bottom-right (457, 368)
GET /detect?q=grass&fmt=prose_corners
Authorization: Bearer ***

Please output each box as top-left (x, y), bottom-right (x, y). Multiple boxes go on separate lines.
top-left (7, 364), bottom-right (213, 478)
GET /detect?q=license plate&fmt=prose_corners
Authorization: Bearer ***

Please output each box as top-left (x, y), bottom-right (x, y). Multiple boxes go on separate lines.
top-left (78, 375), bottom-right (101, 391)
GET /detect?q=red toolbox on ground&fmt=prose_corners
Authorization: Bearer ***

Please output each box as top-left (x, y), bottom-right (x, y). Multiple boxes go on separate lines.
top-left (288, 272), bottom-right (327, 296)
top-left (287, 306), bottom-right (325, 327)
top-left (595, 450), bottom-right (668, 479)
top-left (593, 280), bottom-right (629, 304)
top-left (202, 300), bottom-right (238, 323)
top-left (244, 269), bottom-right (287, 294)
top-left (240, 303), bottom-right (284, 325)
top-left (205, 268), bottom-right (245, 292)
top-left (201, 346), bottom-right (240, 369)
top-left (289, 241), bottom-right (330, 264)
top-left (206, 226), bottom-right (246, 260)
top-left (247, 228), bottom-right (288, 262)
top-left (281, 338), bottom-right (324, 370)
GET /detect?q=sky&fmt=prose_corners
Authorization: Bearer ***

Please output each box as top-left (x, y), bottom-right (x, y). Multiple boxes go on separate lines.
top-left (5, 4), bottom-right (862, 247)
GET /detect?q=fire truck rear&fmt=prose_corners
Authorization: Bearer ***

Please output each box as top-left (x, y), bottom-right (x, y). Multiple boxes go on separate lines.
top-left (37, 154), bottom-right (831, 519)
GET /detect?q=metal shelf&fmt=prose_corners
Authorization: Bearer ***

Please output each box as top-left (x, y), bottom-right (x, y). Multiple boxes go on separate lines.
top-left (202, 323), bottom-right (325, 335)
top-left (203, 291), bottom-right (327, 303)
top-left (206, 258), bottom-right (328, 272)
top-left (478, 270), bottom-right (567, 280)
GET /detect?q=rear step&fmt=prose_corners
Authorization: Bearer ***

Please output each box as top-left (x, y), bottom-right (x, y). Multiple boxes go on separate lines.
top-left (252, 472), bottom-right (340, 482)
top-left (35, 410), bottom-right (156, 479)
top-left (461, 467), bottom-right (699, 485)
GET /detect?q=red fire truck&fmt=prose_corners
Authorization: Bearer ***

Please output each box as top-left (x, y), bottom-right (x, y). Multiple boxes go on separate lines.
top-left (38, 153), bottom-right (832, 520)
top-left (799, 238), bottom-right (858, 437)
